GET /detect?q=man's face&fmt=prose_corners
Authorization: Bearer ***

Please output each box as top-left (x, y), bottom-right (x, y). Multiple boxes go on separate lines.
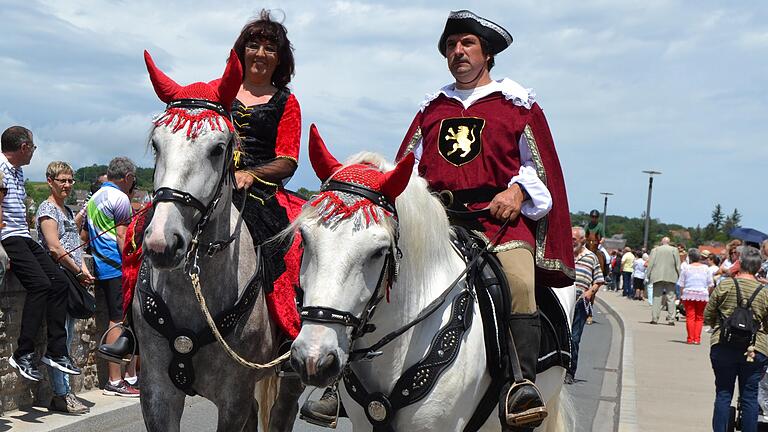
top-left (20, 133), bottom-right (36, 165)
top-left (445, 33), bottom-right (489, 82)
top-left (572, 229), bottom-right (585, 254)
top-left (591, 215), bottom-right (598, 223)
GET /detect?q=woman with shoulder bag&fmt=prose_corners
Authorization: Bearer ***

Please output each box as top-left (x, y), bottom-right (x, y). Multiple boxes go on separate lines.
top-left (36, 161), bottom-right (94, 414)
top-left (704, 246), bottom-right (768, 431)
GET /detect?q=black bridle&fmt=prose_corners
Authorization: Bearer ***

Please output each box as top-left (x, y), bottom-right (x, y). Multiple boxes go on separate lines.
top-left (299, 179), bottom-right (400, 343)
top-left (151, 98), bottom-right (245, 275)
top-left (300, 179), bottom-right (514, 363)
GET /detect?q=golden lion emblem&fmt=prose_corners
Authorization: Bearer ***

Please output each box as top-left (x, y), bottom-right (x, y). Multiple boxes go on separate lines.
top-left (444, 125), bottom-right (477, 158)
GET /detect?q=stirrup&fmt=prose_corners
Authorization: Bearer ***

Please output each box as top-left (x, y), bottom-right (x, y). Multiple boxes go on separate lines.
top-left (97, 322), bottom-right (136, 366)
top-left (504, 379), bottom-right (548, 428)
top-left (299, 384), bottom-right (340, 429)
top-left (276, 340), bottom-right (298, 378)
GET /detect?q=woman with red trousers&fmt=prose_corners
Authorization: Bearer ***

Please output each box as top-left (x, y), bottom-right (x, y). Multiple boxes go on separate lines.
top-left (677, 248), bottom-right (714, 344)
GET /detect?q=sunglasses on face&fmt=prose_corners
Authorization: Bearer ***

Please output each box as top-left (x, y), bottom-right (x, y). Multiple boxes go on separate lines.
top-left (53, 178), bottom-right (75, 184)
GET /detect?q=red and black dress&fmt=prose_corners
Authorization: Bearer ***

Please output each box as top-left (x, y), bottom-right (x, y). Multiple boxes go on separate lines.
top-left (231, 87), bottom-right (304, 339)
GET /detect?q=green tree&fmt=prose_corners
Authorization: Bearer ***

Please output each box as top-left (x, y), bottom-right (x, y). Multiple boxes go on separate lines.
top-left (711, 204), bottom-right (725, 231)
top-left (296, 187), bottom-right (318, 199)
top-left (24, 180), bottom-right (50, 205)
top-left (723, 208), bottom-right (743, 236)
top-left (691, 224), bottom-right (704, 246)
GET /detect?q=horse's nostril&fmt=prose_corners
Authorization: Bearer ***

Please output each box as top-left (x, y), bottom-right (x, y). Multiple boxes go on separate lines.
top-left (171, 233), bottom-right (183, 250)
top-left (317, 352), bottom-right (337, 371)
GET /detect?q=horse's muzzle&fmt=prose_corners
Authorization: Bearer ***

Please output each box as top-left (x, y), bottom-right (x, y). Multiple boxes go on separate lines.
top-left (290, 345), bottom-right (342, 388)
top-left (143, 229), bottom-right (187, 269)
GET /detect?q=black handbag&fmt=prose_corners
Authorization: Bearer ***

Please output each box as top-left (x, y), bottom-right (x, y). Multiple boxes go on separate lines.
top-left (60, 265), bottom-right (96, 319)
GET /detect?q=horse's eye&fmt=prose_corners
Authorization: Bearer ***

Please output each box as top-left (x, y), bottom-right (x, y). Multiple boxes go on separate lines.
top-left (210, 145), bottom-right (224, 157)
top-left (372, 248), bottom-right (387, 259)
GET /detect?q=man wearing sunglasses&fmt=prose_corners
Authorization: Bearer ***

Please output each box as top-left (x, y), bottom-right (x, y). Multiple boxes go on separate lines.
top-left (1, 126), bottom-right (82, 381)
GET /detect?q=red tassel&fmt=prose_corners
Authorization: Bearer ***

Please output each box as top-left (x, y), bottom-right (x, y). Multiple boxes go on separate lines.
top-left (155, 108), bottom-right (233, 139)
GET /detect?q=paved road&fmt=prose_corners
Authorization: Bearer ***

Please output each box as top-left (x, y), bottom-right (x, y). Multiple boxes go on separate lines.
top-left (563, 300), bottom-right (622, 432)
top-left (56, 302), bottom-right (620, 431)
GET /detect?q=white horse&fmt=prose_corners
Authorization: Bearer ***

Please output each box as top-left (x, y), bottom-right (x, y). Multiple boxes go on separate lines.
top-left (290, 125), bottom-right (576, 431)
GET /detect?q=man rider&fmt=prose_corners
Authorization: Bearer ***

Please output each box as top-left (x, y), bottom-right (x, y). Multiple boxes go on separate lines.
top-left (585, 209), bottom-right (608, 278)
top-left (585, 209), bottom-right (605, 242)
top-left (301, 10), bottom-right (574, 431)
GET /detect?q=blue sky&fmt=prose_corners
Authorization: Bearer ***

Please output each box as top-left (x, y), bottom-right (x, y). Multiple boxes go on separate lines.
top-left (1, 0), bottom-right (766, 233)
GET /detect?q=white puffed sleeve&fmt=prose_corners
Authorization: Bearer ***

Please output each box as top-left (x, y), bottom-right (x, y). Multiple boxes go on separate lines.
top-left (508, 133), bottom-right (552, 221)
top-left (411, 138), bottom-right (423, 174)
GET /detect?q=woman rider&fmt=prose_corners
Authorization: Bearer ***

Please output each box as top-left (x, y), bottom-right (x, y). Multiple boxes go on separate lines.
top-left (230, 10), bottom-right (304, 341)
top-left (98, 9), bottom-right (304, 364)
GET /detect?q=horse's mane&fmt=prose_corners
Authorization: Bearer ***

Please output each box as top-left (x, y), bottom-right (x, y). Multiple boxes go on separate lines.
top-left (287, 152), bottom-right (455, 293)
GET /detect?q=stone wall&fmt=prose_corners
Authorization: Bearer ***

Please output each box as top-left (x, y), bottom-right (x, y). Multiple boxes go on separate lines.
top-left (0, 259), bottom-right (113, 414)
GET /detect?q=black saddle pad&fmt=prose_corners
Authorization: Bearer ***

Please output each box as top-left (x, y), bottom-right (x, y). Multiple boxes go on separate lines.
top-left (452, 226), bottom-right (571, 375)
top-left (536, 285), bottom-right (571, 373)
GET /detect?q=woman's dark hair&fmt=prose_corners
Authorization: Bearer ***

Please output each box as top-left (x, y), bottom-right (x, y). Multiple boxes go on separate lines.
top-left (233, 10), bottom-right (295, 88)
top-left (710, 254), bottom-right (721, 266)
top-left (740, 246), bottom-right (762, 275)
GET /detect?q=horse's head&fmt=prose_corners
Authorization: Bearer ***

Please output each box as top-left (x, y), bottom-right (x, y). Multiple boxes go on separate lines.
top-left (290, 125), bottom-right (415, 387)
top-left (142, 50), bottom-right (242, 269)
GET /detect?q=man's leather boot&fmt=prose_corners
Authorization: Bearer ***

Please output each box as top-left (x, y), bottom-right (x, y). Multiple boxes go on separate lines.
top-left (300, 387), bottom-right (346, 428)
top-left (97, 328), bottom-right (135, 365)
top-left (500, 311), bottom-right (547, 431)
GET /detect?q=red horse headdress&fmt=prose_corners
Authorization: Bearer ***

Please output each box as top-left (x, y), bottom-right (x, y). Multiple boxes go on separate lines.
top-left (307, 124), bottom-right (415, 226)
top-left (145, 50), bottom-right (242, 139)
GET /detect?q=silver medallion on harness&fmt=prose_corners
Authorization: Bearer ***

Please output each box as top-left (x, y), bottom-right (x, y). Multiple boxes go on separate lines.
top-left (367, 400), bottom-right (387, 421)
top-left (174, 336), bottom-right (194, 354)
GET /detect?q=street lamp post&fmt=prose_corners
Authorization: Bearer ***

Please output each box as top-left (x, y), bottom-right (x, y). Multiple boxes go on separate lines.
top-left (600, 192), bottom-right (613, 235)
top-left (642, 170), bottom-right (662, 251)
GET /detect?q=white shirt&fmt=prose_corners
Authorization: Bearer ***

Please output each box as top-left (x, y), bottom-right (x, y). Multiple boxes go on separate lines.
top-left (410, 79), bottom-right (552, 221)
top-left (0, 153), bottom-right (31, 240)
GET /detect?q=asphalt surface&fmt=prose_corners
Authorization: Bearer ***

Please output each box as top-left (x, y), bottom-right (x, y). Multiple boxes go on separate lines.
top-left (563, 300), bottom-right (621, 432)
top-left (52, 303), bottom-right (619, 432)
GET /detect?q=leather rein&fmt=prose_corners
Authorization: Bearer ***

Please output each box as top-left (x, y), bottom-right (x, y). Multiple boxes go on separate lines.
top-left (151, 98), bottom-right (246, 275)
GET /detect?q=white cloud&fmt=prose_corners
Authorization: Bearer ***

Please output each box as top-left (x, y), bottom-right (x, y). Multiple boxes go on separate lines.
top-left (2, 0), bottom-right (767, 235)
top-left (739, 30), bottom-right (768, 49)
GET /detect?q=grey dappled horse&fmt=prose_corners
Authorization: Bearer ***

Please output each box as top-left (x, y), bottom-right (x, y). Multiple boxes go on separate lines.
top-left (133, 51), bottom-right (303, 432)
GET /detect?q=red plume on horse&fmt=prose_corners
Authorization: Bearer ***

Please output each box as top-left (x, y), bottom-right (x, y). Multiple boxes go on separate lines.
top-left (307, 123), bottom-right (415, 224)
top-left (144, 50), bottom-right (241, 138)
top-left (120, 51), bottom-right (246, 317)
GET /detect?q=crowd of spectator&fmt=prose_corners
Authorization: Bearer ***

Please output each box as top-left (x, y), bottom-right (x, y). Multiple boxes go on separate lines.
top-left (596, 230), bottom-right (768, 430)
top-left (1, 125), bottom-right (140, 415)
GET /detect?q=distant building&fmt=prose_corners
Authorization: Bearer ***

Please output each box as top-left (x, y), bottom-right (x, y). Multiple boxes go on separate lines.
top-left (699, 244), bottom-right (726, 258)
top-left (670, 229), bottom-right (691, 242)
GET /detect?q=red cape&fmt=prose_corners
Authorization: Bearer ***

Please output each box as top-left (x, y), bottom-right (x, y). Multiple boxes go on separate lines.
top-left (397, 94), bottom-right (575, 287)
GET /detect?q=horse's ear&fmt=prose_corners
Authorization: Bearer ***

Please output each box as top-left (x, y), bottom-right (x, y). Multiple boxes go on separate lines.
top-left (308, 124), bottom-right (343, 182)
top-left (380, 152), bottom-right (415, 202)
top-left (144, 50), bottom-right (182, 103)
top-left (217, 50), bottom-right (242, 108)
